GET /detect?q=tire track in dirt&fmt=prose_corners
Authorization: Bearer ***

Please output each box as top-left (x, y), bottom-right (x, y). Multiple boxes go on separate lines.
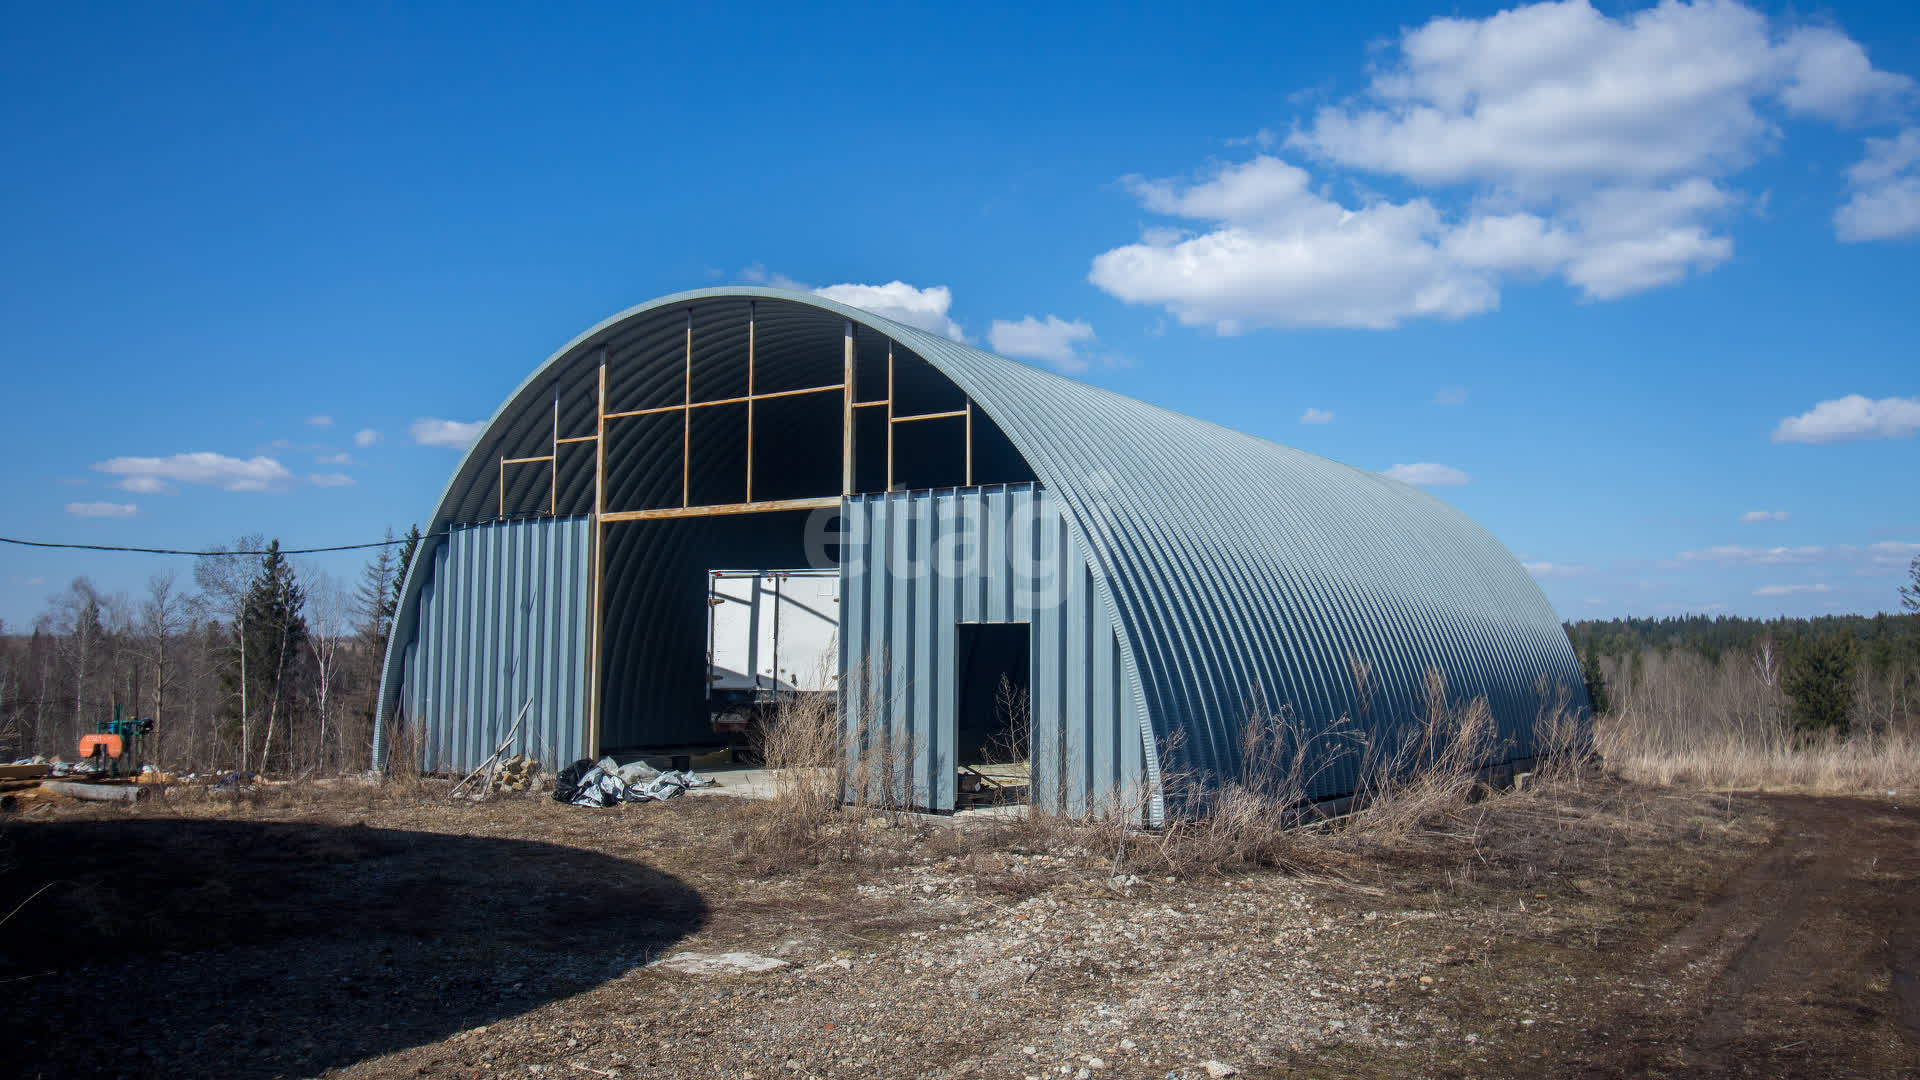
top-left (1630, 796), bottom-right (1920, 1074)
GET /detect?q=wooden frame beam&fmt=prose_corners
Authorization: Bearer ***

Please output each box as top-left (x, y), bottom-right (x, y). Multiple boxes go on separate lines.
top-left (589, 349), bottom-right (609, 761)
top-left (745, 300), bottom-right (755, 503)
top-left (842, 319), bottom-right (854, 495)
top-left (601, 383), bottom-right (847, 420)
top-left (891, 408), bottom-right (968, 423)
top-left (600, 496), bottom-right (840, 523)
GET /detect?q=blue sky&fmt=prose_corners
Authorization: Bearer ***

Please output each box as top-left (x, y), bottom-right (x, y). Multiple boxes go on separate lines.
top-left (3, 0), bottom-right (1916, 628)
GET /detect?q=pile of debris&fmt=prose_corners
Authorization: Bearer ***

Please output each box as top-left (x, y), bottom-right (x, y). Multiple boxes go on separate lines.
top-left (489, 755), bottom-right (542, 793)
top-left (552, 757), bottom-right (715, 807)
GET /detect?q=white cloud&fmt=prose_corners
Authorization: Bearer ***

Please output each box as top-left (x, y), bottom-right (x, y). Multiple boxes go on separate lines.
top-left (1771, 394), bottom-right (1920, 444)
top-left (92, 452), bottom-right (296, 494)
top-left (1291, 2), bottom-right (1909, 188)
top-left (1675, 540), bottom-right (1920, 567)
top-left (811, 281), bottom-right (966, 340)
top-left (1523, 561), bottom-right (1590, 578)
top-left (1754, 583), bottom-right (1834, 596)
top-left (1836, 127), bottom-right (1920, 241)
top-left (1383, 462), bottom-right (1471, 486)
top-left (1432, 387), bottom-right (1468, 406)
top-left (65, 500), bottom-right (137, 518)
top-left (305, 414), bottom-right (334, 428)
top-left (1300, 407), bottom-right (1335, 424)
top-left (1676, 543), bottom-right (1827, 566)
top-left (988, 315), bottom-right (1097, 372)
top-left (739, 263), bottom-right (811, 292)
top-left (1740, 510), bottom-right (1791, 523)
top-left (1091, 2), bottom-right (1913, 331)
top-left (353, 428), bottom-right (381, 448)
top-left (309, 473), bottom-right (356, 487)
top-left (316, 452), bottom-right (358, 466)
top-left (410, 418), bottom-right (487, 450)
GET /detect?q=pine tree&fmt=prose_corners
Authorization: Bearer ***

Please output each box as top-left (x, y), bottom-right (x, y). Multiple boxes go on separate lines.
top-left (241, 541), bottom-right (309, 772)
top-left (390, 525), bottom-right (422, 623)
top-left (1580, 647), bottom-right (1611, 716)
top-left (1780, 632), bottom-right (1858, 737)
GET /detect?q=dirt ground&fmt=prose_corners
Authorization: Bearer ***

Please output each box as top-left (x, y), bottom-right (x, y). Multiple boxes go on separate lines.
top-left (3, 778), bottom-right (1916, 1079)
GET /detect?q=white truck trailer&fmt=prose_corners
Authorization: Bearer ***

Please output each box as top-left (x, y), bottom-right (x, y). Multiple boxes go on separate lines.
top-left (705, 569), bottom-right (840, 740)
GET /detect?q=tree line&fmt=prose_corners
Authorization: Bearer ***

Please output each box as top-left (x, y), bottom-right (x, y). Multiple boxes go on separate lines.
top-left (1566, 558), bottom-right (1920, 741)
top-left (0, 527), bottom-right (421, 774)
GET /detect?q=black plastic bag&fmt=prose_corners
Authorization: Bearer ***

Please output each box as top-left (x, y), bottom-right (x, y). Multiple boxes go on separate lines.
top-left (551, 758), bottom-right (596, 803)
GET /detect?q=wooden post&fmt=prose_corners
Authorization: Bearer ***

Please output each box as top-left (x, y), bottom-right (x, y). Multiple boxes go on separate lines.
top-left (885, 341), bottom-right (895, 491)
top-left (964, 400), bottom-right (973, 487)
top-left (682, 309), bottom-right (692, 508)
top-left (550, 393), bottom-right (559, 516)
top-left (842, 319), bottom-right (854, 495)
top-left (589, 350), bottom-right (608, 760)
top-left (745, 300), bottom-right (755, 503)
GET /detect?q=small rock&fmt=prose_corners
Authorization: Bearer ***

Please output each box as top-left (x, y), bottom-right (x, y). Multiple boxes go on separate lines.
top-left (834, 958), bottom-right (853, 970)
top-left (1086, 1057), bottom-right (1106, 1069)
top-left (1419, 975), bottom-right (1434, 986)
top-left (1203, 1062), bottom-right (1237, 1079)
top-left (1022, 1046), bottom-right (1038, 1057)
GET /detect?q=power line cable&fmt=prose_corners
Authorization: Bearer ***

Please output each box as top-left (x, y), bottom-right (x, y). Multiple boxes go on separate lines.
top-left (0, 532), bottom-right (437, 558)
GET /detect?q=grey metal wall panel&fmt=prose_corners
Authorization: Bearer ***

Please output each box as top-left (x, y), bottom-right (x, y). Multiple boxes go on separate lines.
top-left (393, 516), bottom-right (589, 774)
top-left (841, 485), bottom-right (1148, 815)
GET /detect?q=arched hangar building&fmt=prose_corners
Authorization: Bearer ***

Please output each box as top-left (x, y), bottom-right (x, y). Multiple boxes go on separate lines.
top-left (375, 287), bottom-right (1586, 818)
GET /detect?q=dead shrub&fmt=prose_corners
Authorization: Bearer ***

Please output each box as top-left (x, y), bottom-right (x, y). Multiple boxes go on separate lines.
top-left (1343, 669), bottom-right (1502, 845)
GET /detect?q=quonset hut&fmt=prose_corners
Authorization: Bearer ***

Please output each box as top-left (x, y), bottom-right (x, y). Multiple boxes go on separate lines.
top-left (374, 287), bottom-right (1586, 819)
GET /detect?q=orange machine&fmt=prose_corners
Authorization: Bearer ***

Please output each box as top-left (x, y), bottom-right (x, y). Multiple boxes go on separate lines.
top-left (78, 733), bottom-right (124, 759)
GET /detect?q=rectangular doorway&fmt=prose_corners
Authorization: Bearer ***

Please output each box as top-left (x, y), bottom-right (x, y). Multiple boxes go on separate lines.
top-left (954, 622), bottom-right (1030, 806)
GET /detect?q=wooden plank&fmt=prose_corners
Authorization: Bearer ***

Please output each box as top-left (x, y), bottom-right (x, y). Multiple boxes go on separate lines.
top-left (551, 394), bottom-right (559, 516)
top-left (500, 455), bottom-right (555, 466)
top-left (965, 400), bottom-right (973, 487)
top-left (556, 435), bottom-right (598, 445)
top-left (0, 764), bottom-right (50, 781)
top-left (746, 300), bottom-right (755, 503)
top-left (891, 409), bottom-right (969, 423)
top-left (599, 496), bottom-right (840, 523)
top-left (602, 402), bottom-right (687, 420)
top-left (683, 309), bottom-right (692, 507)
top-left (852, 400), bottom-right (889, 409)
top-left (886, 342), bottom-right (894, 492)
top-left (589, 352), bottom-right (608, 760)
top-left (842, 319), bottom-right (854, 495)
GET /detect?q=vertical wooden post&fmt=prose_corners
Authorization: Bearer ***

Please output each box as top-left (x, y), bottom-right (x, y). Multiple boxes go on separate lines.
top-left (682, 309), bottom-right (692, 507)
top-left (885, 341), bottom-right (895, 492)
top-left (745, 301), bottom-right (755, 503)
top-left (550, 393), bottom-right (559, 516)
top-left (842, 319), bottom-right (854, 495)
top-left (589, 350), bottom-right (608, 760)
top-left (964, 400), bottom-right (973, 488)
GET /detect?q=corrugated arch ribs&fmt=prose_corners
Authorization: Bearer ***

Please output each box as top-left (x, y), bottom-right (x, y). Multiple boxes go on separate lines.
top-left (377, 287), bottom-right (1586, 806)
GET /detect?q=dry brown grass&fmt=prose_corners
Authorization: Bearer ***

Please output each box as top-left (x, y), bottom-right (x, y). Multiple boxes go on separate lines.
top-left (1597, 711), bottom-right (1920, 795)
top-left (1594, 646), bottom-right (1920, 796)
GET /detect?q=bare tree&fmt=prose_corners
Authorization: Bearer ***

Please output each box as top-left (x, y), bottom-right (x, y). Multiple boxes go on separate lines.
top-left (140, 572), bottom-right (192, 766)
top-left (305, 572), bottom-right (350, 775)
top-left (196, 534), bottom-right (263, 769)
top-left (49, 578), bottom-right (107, 753)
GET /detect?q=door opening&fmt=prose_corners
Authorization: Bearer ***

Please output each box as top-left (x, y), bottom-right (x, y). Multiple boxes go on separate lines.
top-left (954, 622), bottom-right (1031, 807)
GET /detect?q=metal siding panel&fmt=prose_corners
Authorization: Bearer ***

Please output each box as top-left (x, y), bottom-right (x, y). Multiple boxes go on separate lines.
top-left (392, 517), bottom-right (591, 776)
top-left (841, 486), bottom-right (1140, 814)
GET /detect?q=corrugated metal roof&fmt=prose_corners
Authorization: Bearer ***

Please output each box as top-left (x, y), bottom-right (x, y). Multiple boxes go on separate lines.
top-left (379, 287), bottom-right (1585, 800)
